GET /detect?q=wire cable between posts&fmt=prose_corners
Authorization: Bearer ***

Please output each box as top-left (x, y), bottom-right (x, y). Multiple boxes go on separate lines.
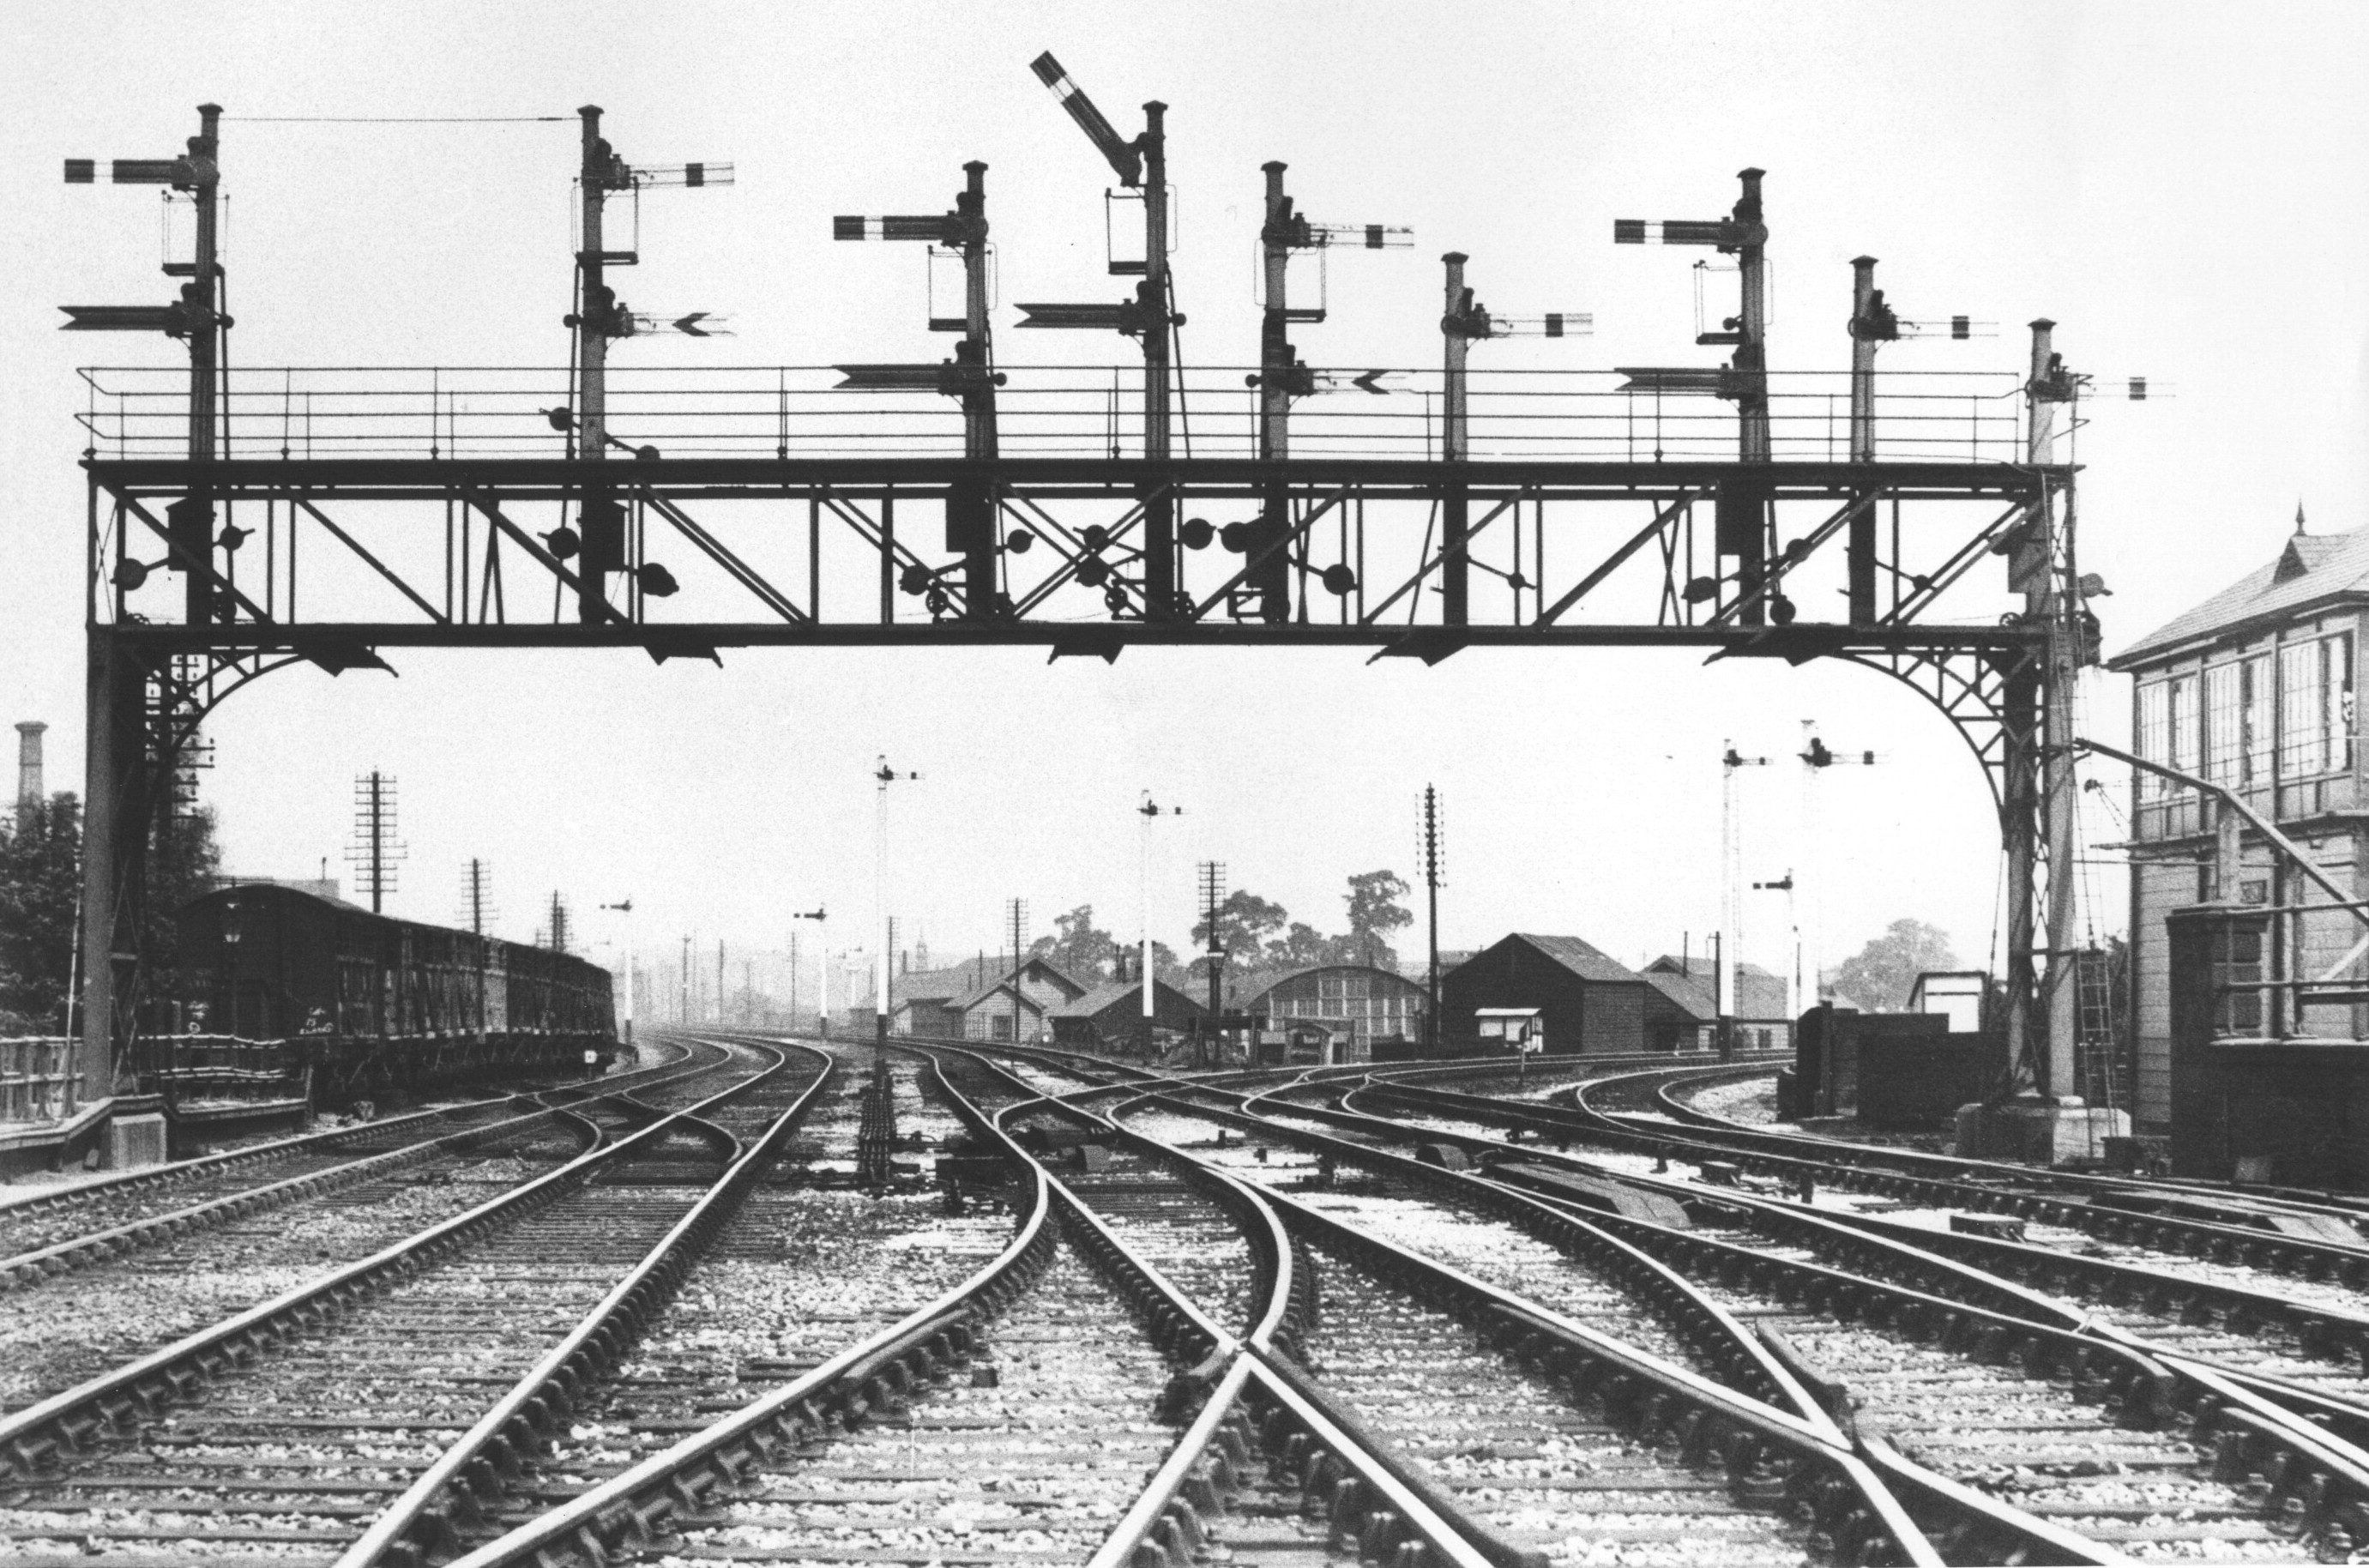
top-left (227, 115), bottom-right (570, 124)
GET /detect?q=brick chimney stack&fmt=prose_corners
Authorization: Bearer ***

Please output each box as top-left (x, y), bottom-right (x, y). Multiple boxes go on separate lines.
top-left (15, 722), bottom-right (45, 823)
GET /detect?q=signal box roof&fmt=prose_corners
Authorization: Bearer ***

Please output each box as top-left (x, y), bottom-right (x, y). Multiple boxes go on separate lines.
top-left (2112, 527), bottom-right (2369, 668)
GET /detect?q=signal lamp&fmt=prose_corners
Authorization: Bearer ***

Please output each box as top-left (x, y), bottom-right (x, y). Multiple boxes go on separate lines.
top-left (218, 524), bottom-right (251, 552)
top-left (1082, 525), bottom-right (1109, 551)
top-left (1005, 528), bottom-right (1034, 554)
top-left (1321, 564), bottom-right (1356, 596)
top-left (1180, 518), bottom-right (1214, 551)
top-left (112, 558), bottom-right (151, 591)
top-left (636, 563), bottom-right (680, 597)
top-left (1681, 576), bottom-right (1719, 603)
top-left (1220, 522), bottom-right (1251, 553)
top-left (900, 563), bottom-right (933, 596)
top-left (544, 407), bottom-right (575, 431)
top-left (1769, 594), bottom-right (1797, 624)
top-left (1076, 557), bottom-right (1111, 588)
top-left (546, 526), bottom-right (582, 560)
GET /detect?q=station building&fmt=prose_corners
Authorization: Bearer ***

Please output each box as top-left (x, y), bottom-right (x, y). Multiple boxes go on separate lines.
top-left (2111, 522), bottom-right (2367, 1149)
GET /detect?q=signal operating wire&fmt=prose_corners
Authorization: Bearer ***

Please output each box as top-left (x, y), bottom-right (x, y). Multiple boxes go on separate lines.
top-left (227, 115), bottom-right (569, 124)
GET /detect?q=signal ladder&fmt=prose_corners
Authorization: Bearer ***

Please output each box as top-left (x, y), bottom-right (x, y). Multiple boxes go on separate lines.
top-left (2073, 946), bottom-right (2127, 1110)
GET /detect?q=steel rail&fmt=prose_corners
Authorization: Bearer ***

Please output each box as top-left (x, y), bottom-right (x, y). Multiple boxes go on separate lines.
top-left (0, 1039), bottom-right (772, 1479)
top-left (1621, 1062), bottom-right (2369, 1274)
top-left (337, 1040), bottom-right (830, 1567)
top-left (0, 1095), bottom-right (595, 1291)
top-left (1122, 1079), bottom-right (2257, 1564)
top-left (1341, 1073), bottom-right (2369, 1554)
top-left (439, 1051), bottom-right (1061, 1568)
top-left (0, 1034), bottom-right (698, 1228)
top-left (1125, 1085), bottom-right (1848, 1431)
top-left (931, 1045), bottom-right (1521, 1568)
top-left (1366, 1074), bottom-right (2369, 1365)
top-left (1471, 1071), bottom-right (2369, 1352)
top-left (1100, 1088), bottom-right (1950, 1566)
top-left (1650, 1059), bottom-right (2369, 1232)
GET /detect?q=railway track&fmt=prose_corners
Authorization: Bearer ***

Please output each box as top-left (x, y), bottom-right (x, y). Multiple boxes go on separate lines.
top-left (0, 1036), bottom-right (803, 1565)
top-left (1594, 1064), bottom-right (2369, 1291)
top-left (443, 1043), bottom-right (1516, 1568)
top-left (961, 1044), bottom-right (2369, 1560)
top-left (1216, 1063), bottom-right (2369, 1559)
top-left (0, 1037), bottom-right (723, 1288)
top-left (965, 1051), bottom-right (2104, 1564)
top-left (1351, 1070), bottom-right (2369, 1408)
top-left (451, 1042), bottom-right (1024, 1556)
top-left (33, 1028), bottom-right (2369, 1563)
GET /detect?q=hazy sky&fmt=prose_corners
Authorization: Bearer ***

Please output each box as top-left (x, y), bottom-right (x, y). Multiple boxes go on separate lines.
top-left (4, 2), bottom-right (2365, 987)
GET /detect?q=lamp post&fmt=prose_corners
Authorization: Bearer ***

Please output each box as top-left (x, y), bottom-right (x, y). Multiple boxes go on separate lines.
top-left (876, 758), bottom-right (919, 1048)
top-left (600, 898), bottom-right (633, 1045)
top-left (1137, 792), bottom-right (1182, 1057)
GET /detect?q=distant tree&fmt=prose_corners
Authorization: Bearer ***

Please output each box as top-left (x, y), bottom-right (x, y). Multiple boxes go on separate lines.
top-left (1031, 904), bottom-right (1121, 984)
top-left (1266, 921), bottom-right (1338, 969)
top-left (1194, 890), bottom-right (1287, 964)
top-left (1829, 919), bottom-right (1959, 1012)
top-left (0, 793), bottom-right (83, 1034)
top-left (1342, 870), bottom-right (1413, 968)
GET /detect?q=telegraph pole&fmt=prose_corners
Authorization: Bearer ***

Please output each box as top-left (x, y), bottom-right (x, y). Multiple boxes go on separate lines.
top-left (1008, 897), bottom-right (1029, 1044)
top-left (347, 771), bottom-right (405, 914)
top-left (1420, 787), bottom-right (1444, 1052)
top-left (462, 859), bottom-right (493, 936)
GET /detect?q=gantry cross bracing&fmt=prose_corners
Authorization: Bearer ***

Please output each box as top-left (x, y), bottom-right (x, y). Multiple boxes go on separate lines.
top-left (63, 95), bottom-right (2103, 1127)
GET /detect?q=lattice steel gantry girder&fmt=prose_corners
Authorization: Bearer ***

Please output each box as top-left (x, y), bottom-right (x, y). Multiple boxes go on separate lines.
top-left (76, 435), bottom-right (2067, 1090)
top-left (66, 106), bottom-right (2095, 1111)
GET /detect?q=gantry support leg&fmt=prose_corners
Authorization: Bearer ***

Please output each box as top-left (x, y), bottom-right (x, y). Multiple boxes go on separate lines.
top-left (1998, 654), bottom-right (2042, 1096)
top-left (79, 629), bottom-right (151, 1107)
top-left (2040, 593), bottom-right (2083, 1099)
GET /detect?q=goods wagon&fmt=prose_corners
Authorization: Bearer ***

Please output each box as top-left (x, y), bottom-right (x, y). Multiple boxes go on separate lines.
top-left (176, 884), bottom-right (617, 1104)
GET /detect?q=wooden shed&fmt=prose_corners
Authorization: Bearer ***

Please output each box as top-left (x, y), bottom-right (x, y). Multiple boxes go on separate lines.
top-left (1439, 933), bottom-right (1649, 1055)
